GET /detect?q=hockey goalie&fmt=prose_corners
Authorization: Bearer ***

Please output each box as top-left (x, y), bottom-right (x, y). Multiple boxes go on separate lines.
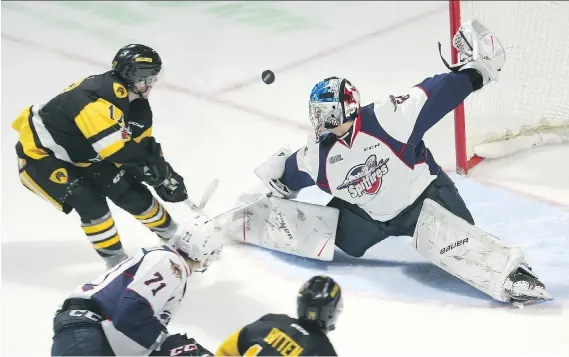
top-left (220, 20), bottom-right (553, 305)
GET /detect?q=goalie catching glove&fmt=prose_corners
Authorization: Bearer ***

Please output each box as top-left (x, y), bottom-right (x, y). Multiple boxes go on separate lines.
top-left (439, 18), bottom-right (506, 90)
top-left (254, 146), bottom-right (298, 199)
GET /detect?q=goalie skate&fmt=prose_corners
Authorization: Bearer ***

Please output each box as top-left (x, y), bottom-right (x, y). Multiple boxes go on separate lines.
top-left (503, 263), bottom-right (553, 303)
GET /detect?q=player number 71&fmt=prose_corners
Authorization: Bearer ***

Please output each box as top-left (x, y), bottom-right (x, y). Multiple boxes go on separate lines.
top-left (143, 272), bottom-right (167, 296)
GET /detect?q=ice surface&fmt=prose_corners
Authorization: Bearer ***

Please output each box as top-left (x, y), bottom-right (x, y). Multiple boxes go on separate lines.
top-left (2, 2), bottom-right (568, 356)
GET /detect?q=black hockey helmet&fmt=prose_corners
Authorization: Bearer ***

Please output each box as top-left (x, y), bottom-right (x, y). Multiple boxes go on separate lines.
top-left (111, 44), bottom-right (162, 89)
top-left (297, 275), bottom-right (343, 331)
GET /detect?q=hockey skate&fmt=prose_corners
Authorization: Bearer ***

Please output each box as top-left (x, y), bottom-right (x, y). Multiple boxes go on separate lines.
top-left (439, 19), bottom-right (506, 86)
top-left (503, 263), bottom-right (553, 304)
top-left (103, 251), bottom-right (128, 270)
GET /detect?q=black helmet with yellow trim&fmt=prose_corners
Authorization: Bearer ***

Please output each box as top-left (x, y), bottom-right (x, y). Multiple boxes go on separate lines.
top-left (111, 44), bottom-right (162, 97)
top-left (297, 275), bottom-right (343, 332)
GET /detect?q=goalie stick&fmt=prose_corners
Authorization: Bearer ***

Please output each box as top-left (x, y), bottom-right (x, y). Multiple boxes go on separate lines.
top-left (210, 193), bottom-right (269, 221)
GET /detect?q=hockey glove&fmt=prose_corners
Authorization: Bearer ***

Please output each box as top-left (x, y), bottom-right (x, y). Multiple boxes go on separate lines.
top-left (266, 179), bottom-right (298, 199)
top-left (150, 334), bottom-right (213, 356)
top-left (254, 146), bottom-right (298, 199)
top-left (141, 137), bottom-right (171, 186)
top-left (155, 168), bottom-right (188, 203)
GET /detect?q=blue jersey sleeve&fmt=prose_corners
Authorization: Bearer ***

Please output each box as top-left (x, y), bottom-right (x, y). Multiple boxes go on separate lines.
top-left (110, 289), bottom-right (167, 349)
top-left (408, 71), bottom-right (474, 145)
top-left (281, 150), bottom-right (315, 191)
top-left (91, 248), bottom-right (186, 351)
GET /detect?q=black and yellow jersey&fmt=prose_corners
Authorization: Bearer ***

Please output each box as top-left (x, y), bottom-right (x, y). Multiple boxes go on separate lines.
top-left (216, 314), bottom-right (337, 357)
top-left (12, 71), bottom-right (154, 166)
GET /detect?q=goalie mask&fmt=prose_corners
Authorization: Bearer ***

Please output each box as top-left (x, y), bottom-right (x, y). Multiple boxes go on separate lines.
top-left (309, 77), bottom-right (361, 142)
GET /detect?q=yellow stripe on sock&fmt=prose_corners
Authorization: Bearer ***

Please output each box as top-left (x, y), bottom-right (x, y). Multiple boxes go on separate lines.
top-left (83, 217), bottom-right (114, 234)
top-left (144, 211), bottom-right (168, 228)
top-left (93, 234), bottom-right (121, 249)
top-left (135, 200), bottom-right (159, 220)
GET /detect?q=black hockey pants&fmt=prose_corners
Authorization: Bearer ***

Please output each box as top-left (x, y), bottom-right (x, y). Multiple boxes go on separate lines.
top-left (328, 171), bottom-right (474, 257)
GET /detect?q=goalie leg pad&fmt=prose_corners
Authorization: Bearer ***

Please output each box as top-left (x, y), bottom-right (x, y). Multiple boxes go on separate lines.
top-left (221, 195), bottom-right (339, 261)
top-left (413, 199), bottom-right (525, 302)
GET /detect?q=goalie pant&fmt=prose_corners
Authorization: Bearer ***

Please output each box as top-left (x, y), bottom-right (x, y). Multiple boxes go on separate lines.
top-left (50, 245), bottom-right (211, 356)
top-left (280, 71), bottom-right (478, 257)
top-left (328, 170), bottom-right (474, 257)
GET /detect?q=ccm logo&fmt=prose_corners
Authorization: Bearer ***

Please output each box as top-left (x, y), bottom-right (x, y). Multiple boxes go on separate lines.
top-left (170, 344), bottom-right (197, 356)
top-left (440, 238), bottom-right (469, 254)
top-left (364, 143), bottom-right (380, 151)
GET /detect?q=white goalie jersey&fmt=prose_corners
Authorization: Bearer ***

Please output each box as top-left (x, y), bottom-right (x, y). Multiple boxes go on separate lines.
top-left (281, 72), bottom-right (476, 222)
top-left (65, 245), bottom-right (191, 356)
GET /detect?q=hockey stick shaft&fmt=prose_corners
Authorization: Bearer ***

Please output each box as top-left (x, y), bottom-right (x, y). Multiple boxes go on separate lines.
top-left (184, 178), bottom-right (220, 212)
top-left (210, 193), bottom-right (269, 221)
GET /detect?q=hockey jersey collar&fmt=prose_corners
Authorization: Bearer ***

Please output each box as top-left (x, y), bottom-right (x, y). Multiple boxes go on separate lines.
top-left (335, 113), bottom-right (362, 149)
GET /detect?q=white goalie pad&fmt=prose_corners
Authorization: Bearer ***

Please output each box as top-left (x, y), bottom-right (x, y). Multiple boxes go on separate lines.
top-left (413, 199), bottom-right (524, 302)
top-left (220, 195), bottom-right (339, 261)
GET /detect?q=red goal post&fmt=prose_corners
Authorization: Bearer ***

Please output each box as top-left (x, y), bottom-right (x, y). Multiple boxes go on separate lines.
top-left (449, 0), bottom-right (569, 174)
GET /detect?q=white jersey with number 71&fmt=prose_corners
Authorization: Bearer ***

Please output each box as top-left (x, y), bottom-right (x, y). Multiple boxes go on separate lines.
top-left (65, 245), bottom-right (190, 356)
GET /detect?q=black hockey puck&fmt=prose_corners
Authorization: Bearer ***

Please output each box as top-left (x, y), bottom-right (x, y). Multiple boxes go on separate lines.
top-left (262, 70), bottom-right (275, 84)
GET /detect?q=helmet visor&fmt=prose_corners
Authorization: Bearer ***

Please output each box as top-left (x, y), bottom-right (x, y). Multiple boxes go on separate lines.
top-left (135, 67), bottom-right (164, 89)
top-left (132, 68), bottom-right (164, 98)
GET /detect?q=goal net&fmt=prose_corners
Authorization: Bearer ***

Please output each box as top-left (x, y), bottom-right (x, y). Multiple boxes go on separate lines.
top-left (450, 1), bottom-right (569, 174)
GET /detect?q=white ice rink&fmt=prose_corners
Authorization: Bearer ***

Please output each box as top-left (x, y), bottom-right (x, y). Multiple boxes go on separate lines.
top-left (2, 2), bottom-right (568, 356)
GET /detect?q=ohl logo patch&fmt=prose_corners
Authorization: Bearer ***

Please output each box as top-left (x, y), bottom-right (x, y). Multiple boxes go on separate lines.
top-left (49, 168), bottom-right (68, 184)
top-left (336, 155), bottom-right (389, 198)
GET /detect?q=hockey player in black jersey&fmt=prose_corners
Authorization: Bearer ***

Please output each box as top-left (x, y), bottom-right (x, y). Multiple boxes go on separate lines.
top-left (216, 276), bottom-right (342, 356)
top-left (12, 44), bottom-right (188, 268)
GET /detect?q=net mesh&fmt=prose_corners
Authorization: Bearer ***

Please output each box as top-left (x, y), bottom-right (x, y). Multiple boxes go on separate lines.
top-left (458, 1), bottom-right (569, 159)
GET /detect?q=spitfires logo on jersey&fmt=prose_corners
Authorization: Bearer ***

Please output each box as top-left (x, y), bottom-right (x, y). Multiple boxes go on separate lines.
top-left (336, 155), bottom-right (389, 198)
